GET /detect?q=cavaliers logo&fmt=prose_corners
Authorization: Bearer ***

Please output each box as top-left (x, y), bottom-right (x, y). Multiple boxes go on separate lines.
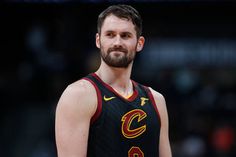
top-left (121, 109), bottom-right (147, 139)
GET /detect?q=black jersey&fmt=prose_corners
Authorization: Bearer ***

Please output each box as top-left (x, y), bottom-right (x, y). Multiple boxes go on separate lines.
top-left (83, 73), bottom-right (161, 157)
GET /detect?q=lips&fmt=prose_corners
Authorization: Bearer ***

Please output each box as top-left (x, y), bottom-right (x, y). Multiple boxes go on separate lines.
top-left (108, 47), bottom-right (128, 54)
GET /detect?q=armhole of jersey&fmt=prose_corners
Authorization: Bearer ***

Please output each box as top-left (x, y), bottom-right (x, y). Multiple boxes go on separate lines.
top-left (144, 86), bottom-right (162, 127)
top-left (82, 78), bottom-right (102, 124)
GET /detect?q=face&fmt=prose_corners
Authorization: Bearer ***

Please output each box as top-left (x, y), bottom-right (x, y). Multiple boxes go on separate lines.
top-left (96, 15), bottom-right (145, 68)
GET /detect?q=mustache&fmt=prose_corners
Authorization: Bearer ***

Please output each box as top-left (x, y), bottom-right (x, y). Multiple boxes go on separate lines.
top-left (107, 47), bottom-right (128, 53)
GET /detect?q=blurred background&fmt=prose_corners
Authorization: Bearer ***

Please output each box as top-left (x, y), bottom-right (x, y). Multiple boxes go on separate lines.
top-left (1, 0), bottom-right (236, 157)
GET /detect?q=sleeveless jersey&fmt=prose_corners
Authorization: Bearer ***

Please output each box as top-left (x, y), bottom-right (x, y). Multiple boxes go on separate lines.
top-left (83, 73), bottom-right (161, 157)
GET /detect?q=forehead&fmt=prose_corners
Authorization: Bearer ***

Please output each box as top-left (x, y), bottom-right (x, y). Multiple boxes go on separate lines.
top-left (101, 15), bottom-right (136, 34)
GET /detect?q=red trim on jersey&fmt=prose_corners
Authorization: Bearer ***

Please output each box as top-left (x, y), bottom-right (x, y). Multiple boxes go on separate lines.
top-left (144, 87), bottom-right (161, 127)
top-left (91, 73), bottom-right (138, 102)
top-left (128, 80), bottom-right (139, 101)
top-left (82, 78), bottom-right (102, 124)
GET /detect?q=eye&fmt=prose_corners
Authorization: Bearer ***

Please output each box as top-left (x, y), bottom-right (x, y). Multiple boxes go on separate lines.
top-left (121, 33), bottom-right (131, 39)
top-left (106, 32), bottom-right (115, 38)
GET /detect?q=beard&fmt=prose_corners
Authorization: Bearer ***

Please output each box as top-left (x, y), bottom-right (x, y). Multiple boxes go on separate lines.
top-left (100, 45), bottom-right (137, 68)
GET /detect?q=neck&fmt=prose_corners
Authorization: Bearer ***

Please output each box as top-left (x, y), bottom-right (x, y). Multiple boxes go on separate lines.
top-left (95, 61), bottom-right (133, 96)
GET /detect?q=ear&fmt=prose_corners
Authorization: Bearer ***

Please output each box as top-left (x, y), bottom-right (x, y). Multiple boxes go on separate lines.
top-left (95, 33), bottom-right (101, 49)
top-left (136, 36), bottom-right (145, 52)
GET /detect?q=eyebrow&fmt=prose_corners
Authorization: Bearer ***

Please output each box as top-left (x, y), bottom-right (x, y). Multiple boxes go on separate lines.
top-left (104, 30), bottom-right (133, 35)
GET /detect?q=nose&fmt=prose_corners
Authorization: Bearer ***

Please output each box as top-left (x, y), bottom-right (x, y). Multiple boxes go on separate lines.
top-left (113, 35), bottom-right (123, 47)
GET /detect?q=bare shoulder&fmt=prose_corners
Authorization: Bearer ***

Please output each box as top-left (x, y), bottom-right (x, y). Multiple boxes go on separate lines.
top-left (148, 87), bottom-right (166, 106)
top-left (66, 79), bottom-right (96, 100)
top-left (56, 79), bottom-right (97, 119)
top-left (148, 87), bottom-right (168, 120)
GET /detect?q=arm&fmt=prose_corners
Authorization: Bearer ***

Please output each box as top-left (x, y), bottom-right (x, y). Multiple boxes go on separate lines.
top-left (55, 80), bottom-right (97, 157)
top-left (149, 88), bottom-right (172, 157)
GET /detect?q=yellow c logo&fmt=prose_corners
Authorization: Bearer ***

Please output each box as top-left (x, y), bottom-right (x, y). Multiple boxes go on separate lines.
top-left (121, 109), bottom-right (147, 139)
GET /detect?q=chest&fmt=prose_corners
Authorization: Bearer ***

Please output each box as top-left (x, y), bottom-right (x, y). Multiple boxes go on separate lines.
top-left (94, 91), bottom-right (160, 136)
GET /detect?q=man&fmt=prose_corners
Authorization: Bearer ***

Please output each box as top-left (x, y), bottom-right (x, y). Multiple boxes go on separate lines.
top-left (55, 4), bottom-right (172, 157)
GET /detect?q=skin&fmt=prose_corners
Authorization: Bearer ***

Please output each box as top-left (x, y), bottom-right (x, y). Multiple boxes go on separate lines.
top-left (55, 14), bottom-right (172, 157)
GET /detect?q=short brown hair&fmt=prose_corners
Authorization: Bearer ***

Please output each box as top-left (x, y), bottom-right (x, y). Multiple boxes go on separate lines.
top-left (97, 4), bottom-right (143, 38)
